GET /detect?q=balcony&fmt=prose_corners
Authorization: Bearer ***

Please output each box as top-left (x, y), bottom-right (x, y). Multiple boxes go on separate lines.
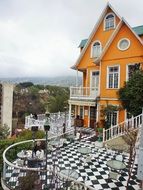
top-left (70, 87), bottom-right (99, 100)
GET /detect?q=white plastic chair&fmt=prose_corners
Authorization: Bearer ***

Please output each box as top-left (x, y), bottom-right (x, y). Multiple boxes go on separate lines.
top-left (115, 155), bottom-right (123, 162)
top-left (16, 159), bottom-right (24, 166)
top-left (108, 171), bottom-right (119, 180)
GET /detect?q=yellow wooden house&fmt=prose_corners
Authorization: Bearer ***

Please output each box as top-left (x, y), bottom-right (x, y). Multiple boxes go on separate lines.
top-left (68, 3), bottom-right (143, 129)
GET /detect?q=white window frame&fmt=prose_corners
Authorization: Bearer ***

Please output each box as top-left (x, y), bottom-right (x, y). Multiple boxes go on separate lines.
top-left (117, 38), bottom-right (130, 51)
top-left (104, 12), bottom-right (116, 31)
top-left (90, 70), bottom-right (100, 89)
top-left (91, 40), bottom-right (102, 58)
top-left (106, 65), bottom-right (120, 89)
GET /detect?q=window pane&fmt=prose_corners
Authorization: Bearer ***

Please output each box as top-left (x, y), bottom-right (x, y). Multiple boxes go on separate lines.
top-left (107, 111), bottom-right (117, 126)
top-left (109, 74), bottom-right (113, 88)
top-left (128, 63), bottom-right (140, 80)
top-left (114, 73), bottom-right (118, 88)
top-left (92, 43), bottom-right (101, 57)
top-left (105, 14), bottom-right (114, 30)
top-left (108, 66), bottom-right (119, 88)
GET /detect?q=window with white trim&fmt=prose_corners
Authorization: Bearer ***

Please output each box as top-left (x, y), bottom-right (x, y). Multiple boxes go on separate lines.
top-left (118, 38), bottom-right (130, 51)
top-left (108, 66), bottom-right (119, 88)
top-left (127, 63), bottom-right (140, 80)
top-left (107, 111), bottom-right (118, 126)
top-left (104, 13), bottom-right (115, 30)
top-left (92, 41), bottom-right (101, 58)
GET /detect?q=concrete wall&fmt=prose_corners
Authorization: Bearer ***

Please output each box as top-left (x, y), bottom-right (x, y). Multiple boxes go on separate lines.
top-left (1, 83), bottom-right (14, 136)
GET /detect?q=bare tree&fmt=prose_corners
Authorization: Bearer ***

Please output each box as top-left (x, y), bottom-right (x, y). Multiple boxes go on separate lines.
top-left (122, 128), bottom-right (138, 189)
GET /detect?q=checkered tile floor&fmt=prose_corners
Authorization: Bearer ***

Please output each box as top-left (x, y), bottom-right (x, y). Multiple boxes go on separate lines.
top-left (5, 135), bottom-right (140, 190)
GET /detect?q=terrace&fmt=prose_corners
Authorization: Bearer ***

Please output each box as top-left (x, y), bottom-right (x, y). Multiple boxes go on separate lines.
top-left (2, 127), bottom-right (140, 190)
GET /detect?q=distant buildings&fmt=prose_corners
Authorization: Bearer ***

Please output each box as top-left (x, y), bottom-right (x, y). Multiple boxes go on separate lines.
top-left (0, 83), bottom-right (14, 135)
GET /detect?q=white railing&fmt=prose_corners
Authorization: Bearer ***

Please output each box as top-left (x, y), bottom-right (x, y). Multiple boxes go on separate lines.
top-left (70, 86), bottom-right (99, 100)
top-left (2, 133), bottom-right (95, 190)
top-left (103, 113), bottom-right (143, 142)
top-left (25, 112), bottom-right (74, 133)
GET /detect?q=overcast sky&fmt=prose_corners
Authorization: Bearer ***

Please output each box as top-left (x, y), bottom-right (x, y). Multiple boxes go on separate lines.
top-left (0, 0), bottom-right (142, 78)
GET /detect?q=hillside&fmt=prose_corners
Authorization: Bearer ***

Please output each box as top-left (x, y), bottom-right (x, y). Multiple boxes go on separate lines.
top-left (0, 76), bottom-right (82, 87)
top-left (13, 83), bottom-right (69, 132)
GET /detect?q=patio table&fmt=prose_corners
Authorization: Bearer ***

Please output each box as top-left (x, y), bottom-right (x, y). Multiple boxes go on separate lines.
top-left (107, 159), bottom-right (126, 171)
top-left (78, 147), bottom-right (92, 154)
top-left (60, 169), bottom-right (79, 179)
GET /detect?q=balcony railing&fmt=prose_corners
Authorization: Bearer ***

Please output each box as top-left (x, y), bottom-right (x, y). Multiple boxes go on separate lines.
top-left (70, 87), bottom-right (99, 100)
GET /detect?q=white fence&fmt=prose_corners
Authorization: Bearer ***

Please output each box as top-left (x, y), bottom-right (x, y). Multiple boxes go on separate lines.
top-left (103, 113), bottom-right (143, 142)
top-left (25, 112), bottom-right (74, 135)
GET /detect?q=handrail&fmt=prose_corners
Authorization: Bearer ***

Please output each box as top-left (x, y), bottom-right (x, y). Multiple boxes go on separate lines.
top-left (103, 113), bottom-right (143, 142)
top-left (2, 130), bottom-right (95, 190)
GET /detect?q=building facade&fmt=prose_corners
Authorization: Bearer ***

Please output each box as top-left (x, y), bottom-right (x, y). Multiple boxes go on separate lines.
top-left (0, 83), bottom-right (14, 135)
top-left (68, 3), bottom-right (143, 128)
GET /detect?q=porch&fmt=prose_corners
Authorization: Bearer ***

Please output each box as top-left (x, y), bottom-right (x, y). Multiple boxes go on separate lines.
top-left (70, 87), bottom-right (99, 100)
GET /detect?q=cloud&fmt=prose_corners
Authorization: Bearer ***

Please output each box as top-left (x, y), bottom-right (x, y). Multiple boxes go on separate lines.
top-left (0, 0), bottom-right (142, 77)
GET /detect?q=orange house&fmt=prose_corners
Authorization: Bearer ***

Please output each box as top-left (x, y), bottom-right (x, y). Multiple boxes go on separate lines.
top-left (68, 3), bottom-right (143, 129)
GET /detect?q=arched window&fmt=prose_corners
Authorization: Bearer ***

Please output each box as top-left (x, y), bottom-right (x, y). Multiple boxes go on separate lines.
top-left (92, 41), bottom-right (101, 58)
top-left (104, 13), bottom-right (115, 30)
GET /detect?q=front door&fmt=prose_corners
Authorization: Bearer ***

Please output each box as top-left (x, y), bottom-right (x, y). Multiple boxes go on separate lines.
top-left (90, 71), bottom-right (99, 97)
top-left (90, 107), bottom-right (96, 128)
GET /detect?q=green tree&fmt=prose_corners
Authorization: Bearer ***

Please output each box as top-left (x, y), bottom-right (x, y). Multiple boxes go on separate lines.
top-left (0, 124), bottom-right (9, 139)
top-left (118, 70), bottom-right (143, 116)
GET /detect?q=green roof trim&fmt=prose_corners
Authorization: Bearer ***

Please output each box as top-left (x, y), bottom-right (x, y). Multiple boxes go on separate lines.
top-left (78, 39), bottom-right (88, 48)
top-left (132, 25), bottom-right (143, 36)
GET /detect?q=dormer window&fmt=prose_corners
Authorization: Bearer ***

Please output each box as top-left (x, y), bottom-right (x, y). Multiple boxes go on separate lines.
top-left (104, 13), bottom-right (115, 30)
top-left (91, 41), bottom-right (102, 58)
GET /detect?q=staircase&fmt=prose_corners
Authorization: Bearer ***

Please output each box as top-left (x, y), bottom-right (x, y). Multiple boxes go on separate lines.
top-left (103, 113), bottom-right (143, 142)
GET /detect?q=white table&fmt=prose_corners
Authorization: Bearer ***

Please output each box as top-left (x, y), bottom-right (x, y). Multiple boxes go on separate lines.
top-left (107, 159), bottom-right (126, 170)
top-left (60, 169), bottom-right (79, 179)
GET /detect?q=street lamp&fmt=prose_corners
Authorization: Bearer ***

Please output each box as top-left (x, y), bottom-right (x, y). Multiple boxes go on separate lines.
top-left (31, 125), bottom-right (38, 158)
top-left (44, 112), bottom-right (51, 190)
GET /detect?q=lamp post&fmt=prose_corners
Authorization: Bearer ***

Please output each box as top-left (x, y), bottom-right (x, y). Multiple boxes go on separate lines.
top-left (31, 125), bottom-right (38, 158)
top-left (44, 112), bottom-right (51, 190)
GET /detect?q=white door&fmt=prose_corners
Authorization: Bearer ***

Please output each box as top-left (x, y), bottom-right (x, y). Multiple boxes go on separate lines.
top-left (90, 71), bottom-right (99, 97)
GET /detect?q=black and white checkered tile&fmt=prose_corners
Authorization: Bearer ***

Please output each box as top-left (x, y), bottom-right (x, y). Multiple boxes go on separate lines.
top-left (5, 136), bottom-right (140, 190)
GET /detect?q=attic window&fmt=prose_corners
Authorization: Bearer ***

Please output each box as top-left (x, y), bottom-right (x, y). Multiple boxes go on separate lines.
top-left (118, 38), bottom-right (130, 51)
top-left (91, 41), bottom-right (102, 58)
top-left (104, 13), bottom-right (115, 30)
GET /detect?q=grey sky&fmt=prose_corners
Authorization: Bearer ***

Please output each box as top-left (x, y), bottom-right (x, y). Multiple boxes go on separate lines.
top-left (0, 0), bottom-right (142, 77)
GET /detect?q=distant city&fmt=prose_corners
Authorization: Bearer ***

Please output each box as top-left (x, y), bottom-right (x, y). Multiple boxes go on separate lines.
top-left (0, 76), bottom-right (82, 87)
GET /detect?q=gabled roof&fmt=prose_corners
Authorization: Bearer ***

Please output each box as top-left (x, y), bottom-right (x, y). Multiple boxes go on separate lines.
top-left (132, 25), bottom-right (143, 36)
top-left (79, 25), bottom-right (143, 49)
top-left (71, 3), bottom-right (121, 70)
top-left (94, 18), bottom-right (143, 63)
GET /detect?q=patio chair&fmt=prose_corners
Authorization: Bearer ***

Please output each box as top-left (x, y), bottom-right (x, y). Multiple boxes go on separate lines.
top-left (115, 155), bottom-right (123, 162)
top-left (16, 159), bottom-right (24, 166)
top-left (108, 171), bottom-right (119, 181)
